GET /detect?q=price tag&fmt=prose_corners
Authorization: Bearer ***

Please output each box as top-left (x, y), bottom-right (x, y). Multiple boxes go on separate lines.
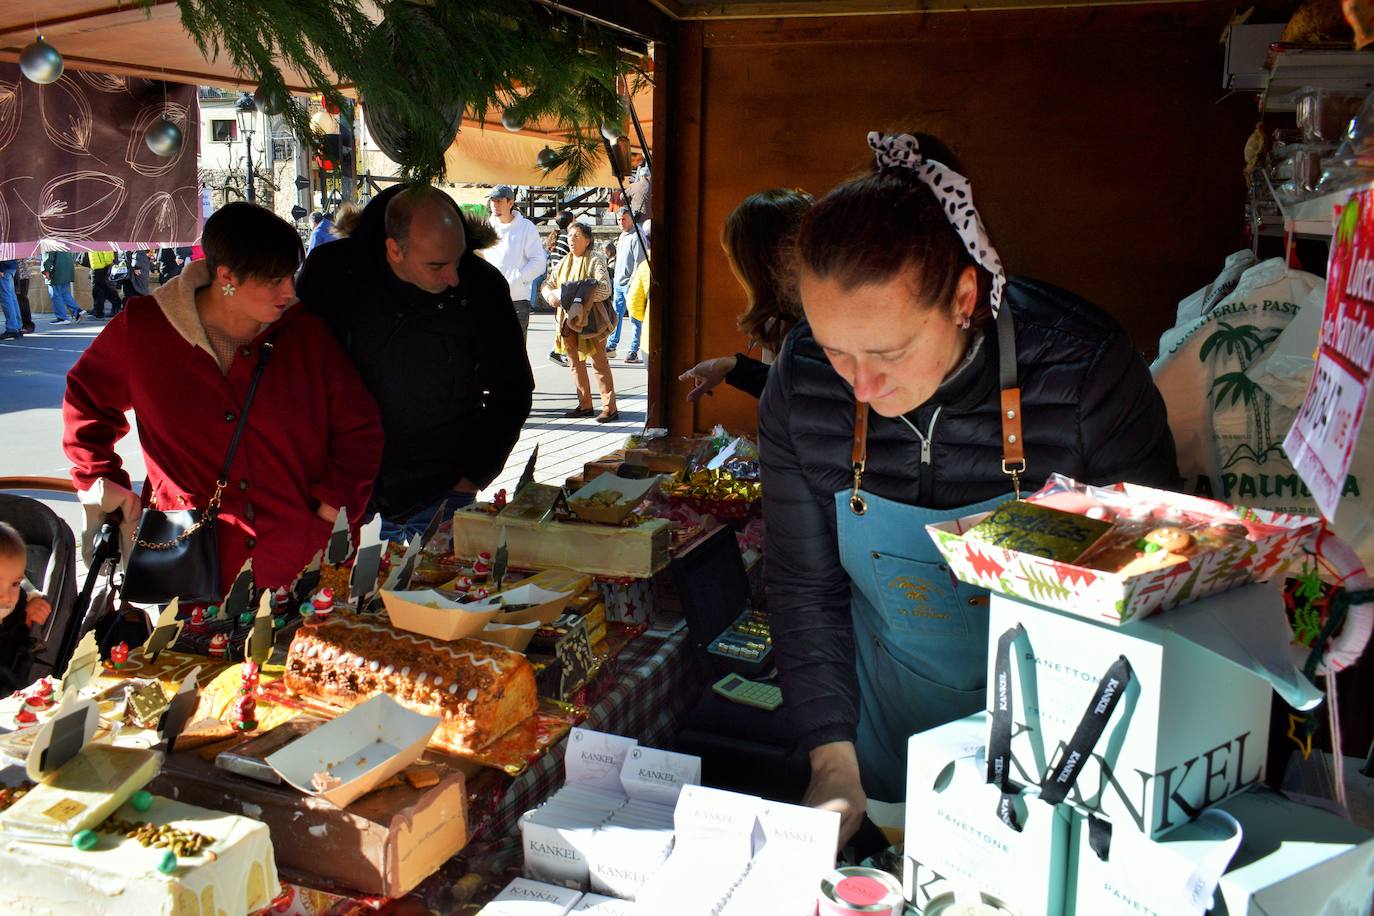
top-left (1285, 189), bottom-right (1374, 520)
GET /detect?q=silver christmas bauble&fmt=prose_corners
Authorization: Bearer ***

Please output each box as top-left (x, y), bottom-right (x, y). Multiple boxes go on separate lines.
top-left (536, 146), bottom-right (559, 170)
top-left (19, 36), bottom-right (63, 85)
top-left (600, 121), bottom-right (625, 143)
top-left (144, 116), bottom-right (183, 157)
top-left (501, 107), bottom-right (524, 132)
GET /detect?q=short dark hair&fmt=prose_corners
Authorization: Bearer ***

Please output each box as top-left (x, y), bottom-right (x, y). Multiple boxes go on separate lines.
top-left (0, 522), bottom-right (24, 561)
top-left (795, 132), bottom-right (993, 327)
top-left (202, 202), bottom-right (303, 282)
top-left (722, 189), bottom-right (813, 352)
top-left (310, 211), bottom-right (324, 224)
top-left (555, 211), bottom-right (574, 230)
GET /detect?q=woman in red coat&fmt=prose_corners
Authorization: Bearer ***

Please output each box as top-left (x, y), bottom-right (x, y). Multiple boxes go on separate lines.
top-left (63, 203), bottom-right (383, 597)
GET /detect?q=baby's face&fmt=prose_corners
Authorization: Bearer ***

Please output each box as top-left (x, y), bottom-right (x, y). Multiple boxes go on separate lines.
top-left (0, 554), bottom-right (24, 613)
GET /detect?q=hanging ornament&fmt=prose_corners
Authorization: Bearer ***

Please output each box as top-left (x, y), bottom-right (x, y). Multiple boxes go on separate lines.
top-left (361, 9), bottom-right (464, 169)
top-left (19, 35), bottom-right (63, 85)
top-left (501, 107), bottom-right (525, 132)
top-left (537, 146), bottom-right (559, 170)
top-left (143, 116), bottom-right (183, 157)
top-left (310, 109), bottom-right (339, 135)
top-left (600, 121), bottom-right (625, 143)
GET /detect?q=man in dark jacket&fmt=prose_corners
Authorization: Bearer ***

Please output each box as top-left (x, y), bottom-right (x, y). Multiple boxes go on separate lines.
top-left (298, 185), bottom-right (534, 541)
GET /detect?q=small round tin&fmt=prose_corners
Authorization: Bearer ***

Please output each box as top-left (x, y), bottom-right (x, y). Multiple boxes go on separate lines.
top-left (817, 866), bottom-right (904, 916)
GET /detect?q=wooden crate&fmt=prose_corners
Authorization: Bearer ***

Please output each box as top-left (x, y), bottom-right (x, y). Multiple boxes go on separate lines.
top-left (451, 507), bottom-right (672, 578)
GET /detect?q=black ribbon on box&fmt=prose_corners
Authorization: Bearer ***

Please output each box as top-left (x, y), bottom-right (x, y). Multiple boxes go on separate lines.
top-left (988, 625), bottom-right (1134, 830)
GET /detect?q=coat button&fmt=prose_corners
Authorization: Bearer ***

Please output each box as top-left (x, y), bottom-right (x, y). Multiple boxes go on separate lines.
top-left (177, 495), bottom-right (187, 506)
top-left (245, 536), bottom-right (257, 548)
top-left (238, 480), bottom-right (249, 491)
top-left (871, 551), bottom-right (880, 560)
top-left (224, 411), bottom-right (236, 422)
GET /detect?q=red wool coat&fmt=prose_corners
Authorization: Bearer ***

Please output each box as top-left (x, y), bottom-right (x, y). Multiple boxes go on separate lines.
top-left (63, 263), bottom-right (383, 595)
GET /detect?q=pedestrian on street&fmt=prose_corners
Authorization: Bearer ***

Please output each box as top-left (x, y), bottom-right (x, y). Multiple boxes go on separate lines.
top-left (41, 250), bottom-right (82, 324)
top-left (308, 211), bottom-right (338, 253)
top-left (606, 208), bottom-right (648, 363)
top-left (298, 184), bottom-right (534, 543)
top-left (86, 250), bottom-right (123, 319)
top-left (0, 259), bottom-right (22, 340)
top-left (127, 249), bottom-right (153, 298)
top-left (480, 186), bottom-right (545, 340)
top-left (543, 221), bottom-right (618, 423)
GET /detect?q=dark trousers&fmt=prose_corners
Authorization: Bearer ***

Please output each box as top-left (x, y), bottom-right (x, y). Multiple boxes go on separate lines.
top-left (90, 267), bottom-right (122, 318)
top-left (15, 276), bottom-right (32, 330)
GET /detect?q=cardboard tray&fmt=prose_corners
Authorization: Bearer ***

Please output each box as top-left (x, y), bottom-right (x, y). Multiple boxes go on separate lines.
top-left (380, 589), bottom-right (501, 641)
top-left (266, 694), bottom-right (440, 808)
top-left (926, 483), bottom-right (1319, 625)
top-left (451, 507), bottom-right (673, 579)
top-left (567, 474), bottom-right (664, 525)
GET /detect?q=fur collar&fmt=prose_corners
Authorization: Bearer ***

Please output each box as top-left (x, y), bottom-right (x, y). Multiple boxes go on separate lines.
top-left (151, 259), bottom-right (215, 358)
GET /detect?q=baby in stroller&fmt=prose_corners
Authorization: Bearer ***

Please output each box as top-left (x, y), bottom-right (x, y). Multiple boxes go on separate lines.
top-left (0, 522), bottom-right (52, 693)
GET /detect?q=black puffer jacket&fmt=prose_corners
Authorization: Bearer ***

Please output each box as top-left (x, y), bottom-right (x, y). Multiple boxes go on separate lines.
top-left (759, 276), bottom-right (1179, 751)
top-left (298, 187), bottom-right (533, 520)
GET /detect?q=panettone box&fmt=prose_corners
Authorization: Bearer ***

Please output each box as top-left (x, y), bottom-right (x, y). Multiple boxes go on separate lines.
top-left (1067, 788), bottom-right (1374, 915)
top-left (152, 743), bottom-right (468, 897)
top-left (987, 585), bottom-right (1321, 839)
top-left (926, 481), bottom-right (1318, 626)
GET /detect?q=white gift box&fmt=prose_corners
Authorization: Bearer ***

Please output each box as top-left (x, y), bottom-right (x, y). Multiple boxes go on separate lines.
top-left (480, 877), bottom-right (584, 915)
top-left (1069, 788), bottom-right (1374, 915)
top-left (986, 584), bottom-right (1320, 838)
top-left (904, 713), bottom-right (1073, 916)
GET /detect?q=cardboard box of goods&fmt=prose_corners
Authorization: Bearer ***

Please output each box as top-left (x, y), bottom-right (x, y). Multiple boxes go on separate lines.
top-left (904, 713), bottom-right (1072, 916)
top-left (479, 877), bottom-right (584, 915)
top-left (452, 505), bottom-right (672, 579)
top-left (987, 585), bottom-right (1321, 839)
top-left (927, 483), bottom-right (1318, 626)
top-left (1068, 788), bottom-right (1374, 915)
top-left (152, 743), bottom-right (467, 897)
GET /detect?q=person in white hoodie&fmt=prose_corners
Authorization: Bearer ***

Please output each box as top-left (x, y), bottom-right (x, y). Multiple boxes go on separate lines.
top-left (481, 185), bottom-right (546, 339)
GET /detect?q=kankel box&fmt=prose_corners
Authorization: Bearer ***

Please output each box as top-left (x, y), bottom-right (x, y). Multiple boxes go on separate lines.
top-left (986, 585), bottom-right (1321, 838)
top-left (1069, 788), bottom-right (1374, 915)
top-left (904, 713), bottom-right (1073, 916)
top-left (928, 482), bottom-right (1317, 625)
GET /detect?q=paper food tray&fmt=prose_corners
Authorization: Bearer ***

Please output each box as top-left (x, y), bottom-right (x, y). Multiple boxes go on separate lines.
top-left (478, 620), bottom-right (542, 652)
top-left (926, 481), bottom-right (1319, 625)
top-left (568, 474), bottom-right (663, 525)
top-left (266, 694), bottom-right (439, 808)
top-left (381, 588), bottom-right (501, 641)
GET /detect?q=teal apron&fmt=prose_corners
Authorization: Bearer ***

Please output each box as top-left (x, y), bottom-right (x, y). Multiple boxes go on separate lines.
top-left (835, 305), bottom-right (1026, 802)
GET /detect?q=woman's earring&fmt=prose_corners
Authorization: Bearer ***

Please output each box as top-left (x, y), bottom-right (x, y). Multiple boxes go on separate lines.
top-left (958, 314), bottom-right (971, 330)
top-left (221, 283), bottom-right (236, 297)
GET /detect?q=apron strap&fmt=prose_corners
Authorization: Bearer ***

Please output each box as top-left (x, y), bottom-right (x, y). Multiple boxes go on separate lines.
top-left (996, 302), bottom-right (1025, 498)
top-left (849, 302), bottom-right (1026, 511)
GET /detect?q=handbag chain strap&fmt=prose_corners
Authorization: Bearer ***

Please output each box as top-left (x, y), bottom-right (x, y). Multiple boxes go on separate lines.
top-left (134, 337), bottom-right (277, 550)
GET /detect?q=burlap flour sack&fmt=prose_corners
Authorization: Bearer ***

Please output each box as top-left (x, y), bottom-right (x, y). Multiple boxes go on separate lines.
top-left (1151, 252), bottom-right (1374, 569)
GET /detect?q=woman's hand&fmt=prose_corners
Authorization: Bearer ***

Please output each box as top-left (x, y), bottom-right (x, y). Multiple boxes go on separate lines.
top-left (679, 357), bottom-right (737, 403)
top-left (804, 741), bottom-right (867, 850)
top-left (24, 596), bottom-right (52, 629)
top-left (315, 502), bottom-right (340, 523)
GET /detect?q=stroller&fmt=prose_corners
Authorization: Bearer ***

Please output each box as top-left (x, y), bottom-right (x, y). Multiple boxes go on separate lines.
top-left (0, 477), bottom-right (133, 681)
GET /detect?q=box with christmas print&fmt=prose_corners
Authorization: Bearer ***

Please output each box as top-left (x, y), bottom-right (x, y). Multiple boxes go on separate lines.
top-left (926, 475), bottom-right (1318, 626)
top-left (903, 713), bottom-right (1074, 916)
top-left (1068, 788), bottom-right (1374, 915)
top-left (596, 576), bottom-right (653, 627)
top-left (985, 585), bottom-right (1321, 839)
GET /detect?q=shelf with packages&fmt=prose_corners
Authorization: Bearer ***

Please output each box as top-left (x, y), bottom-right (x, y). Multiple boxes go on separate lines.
top-left (1261, 45), bottom-right (1374, 113)
top-left (1259, 173), bottom-right (1347, 238)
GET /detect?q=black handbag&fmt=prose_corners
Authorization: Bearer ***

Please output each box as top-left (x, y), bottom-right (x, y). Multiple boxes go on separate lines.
top-left (122, 338), bottom-right (276, 605)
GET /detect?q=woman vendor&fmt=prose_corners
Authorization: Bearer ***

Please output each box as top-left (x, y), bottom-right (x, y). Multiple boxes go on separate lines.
top-left (760, 132), bottom-right (1179, 845)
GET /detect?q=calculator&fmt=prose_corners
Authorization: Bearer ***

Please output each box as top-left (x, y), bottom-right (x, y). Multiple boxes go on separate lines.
top-left (712, 674), bottom-right (784, 711)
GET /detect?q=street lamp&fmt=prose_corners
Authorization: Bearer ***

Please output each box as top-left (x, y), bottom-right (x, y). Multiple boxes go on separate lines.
top-left (234, 92), bottom-right (257, 204)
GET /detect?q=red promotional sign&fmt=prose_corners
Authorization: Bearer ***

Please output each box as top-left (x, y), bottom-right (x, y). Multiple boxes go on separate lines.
top-left (1285, 189), bottom-right (1374, 520)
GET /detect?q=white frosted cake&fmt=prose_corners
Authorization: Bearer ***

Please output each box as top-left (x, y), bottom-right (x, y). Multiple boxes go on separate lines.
top-left (0, 794), bottom-right (279, 915)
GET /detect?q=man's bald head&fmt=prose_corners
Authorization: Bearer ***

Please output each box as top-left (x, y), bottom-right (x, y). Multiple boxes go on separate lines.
top-left (384, 185), bottom-right (465, 293)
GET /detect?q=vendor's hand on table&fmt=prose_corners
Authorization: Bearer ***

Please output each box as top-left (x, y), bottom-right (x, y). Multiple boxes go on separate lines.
top-left (804, 741), bottom-right (867, 850)
top-left (315, 502), bottom-right (340, 523)
top-left (680, 357), bottom-right (737, 403)
top-left (24, 596), bottom-right (52, 629)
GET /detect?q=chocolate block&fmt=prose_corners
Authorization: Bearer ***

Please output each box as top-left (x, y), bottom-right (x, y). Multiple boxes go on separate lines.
top-left (151, 744), bottom-right (468, 897)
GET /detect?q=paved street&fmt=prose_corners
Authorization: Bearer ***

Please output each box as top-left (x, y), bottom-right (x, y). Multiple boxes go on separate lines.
top-left (0, 307), bottom-right (646, 543)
